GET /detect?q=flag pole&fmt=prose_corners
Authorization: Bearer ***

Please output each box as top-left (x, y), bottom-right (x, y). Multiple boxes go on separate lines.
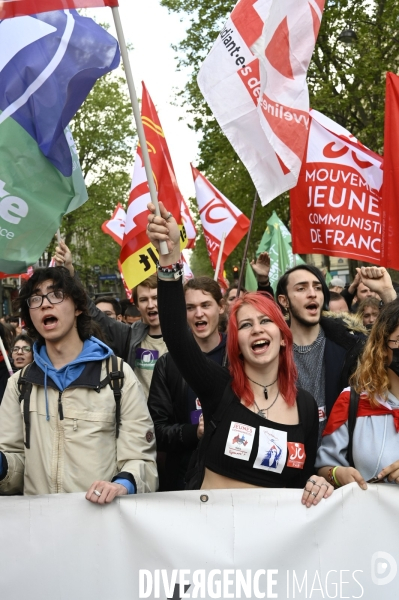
top-left (214, 232), bottom-right (226, 282)
top-left (111, 7), bottom-right (168, 255)
top-left (236, 191), bottom-right (258, 296)
top-left (0, 336), bottom-right (13, 377)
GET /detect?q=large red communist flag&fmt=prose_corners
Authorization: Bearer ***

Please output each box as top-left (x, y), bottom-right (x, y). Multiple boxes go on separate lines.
top-left (198, 0), bottom-right (325, 206)
top-left (381, 72), bottom-right (399, 270)
top-left (192, 165), bottom-right (250, 285)
top-left (290, 110), bottom-right (383, 263)
top-left (0, 1), bottom-right (118, 19)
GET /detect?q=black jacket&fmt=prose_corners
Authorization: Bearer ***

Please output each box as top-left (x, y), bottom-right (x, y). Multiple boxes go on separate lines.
top-left (148, 333), bottom-right (227, 490)
top-left (87, 298), bottom-right (149, 370)
top-left (321, 316), bottom-right (366, 416)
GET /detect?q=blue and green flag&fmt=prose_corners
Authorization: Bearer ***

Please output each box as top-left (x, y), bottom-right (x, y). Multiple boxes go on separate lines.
top-left (0, 10), bottom-right (120, 273)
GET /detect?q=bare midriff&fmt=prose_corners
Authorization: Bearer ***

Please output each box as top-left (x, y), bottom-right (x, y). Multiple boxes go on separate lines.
top-left (201, 468), bottom-right (262, 490)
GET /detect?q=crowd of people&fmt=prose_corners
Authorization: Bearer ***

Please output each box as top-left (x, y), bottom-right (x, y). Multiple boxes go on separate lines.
top-left (0, 205), bottom-right (398, 507)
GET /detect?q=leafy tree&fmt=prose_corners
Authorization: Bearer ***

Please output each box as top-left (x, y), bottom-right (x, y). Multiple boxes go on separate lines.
top-left (308, 0), bottom-right (399, 153)
top-left (60, 72), bottom-right (135, 289)
top-left (162, 0), bottom-right (399, 275)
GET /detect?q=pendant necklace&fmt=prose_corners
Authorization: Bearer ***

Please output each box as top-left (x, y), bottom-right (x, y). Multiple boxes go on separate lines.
top-left (253, 388), bottom-right (279, 420)
top-left (246, 375), bottom-right (278, 400)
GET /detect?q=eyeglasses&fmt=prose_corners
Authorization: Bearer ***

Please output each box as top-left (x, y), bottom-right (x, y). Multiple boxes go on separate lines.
top-left (11, 346), bottom-right (32, 354)
top-left (27, 290), bottom-right (65, 309)
top-left (388, 339), bottom-right (399, 348)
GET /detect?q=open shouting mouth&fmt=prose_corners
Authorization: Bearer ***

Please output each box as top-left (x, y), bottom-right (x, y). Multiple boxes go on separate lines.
top-left (251, 339), bottom-right (270, 354)
top-left (42, 315), bottom-right (58, 329)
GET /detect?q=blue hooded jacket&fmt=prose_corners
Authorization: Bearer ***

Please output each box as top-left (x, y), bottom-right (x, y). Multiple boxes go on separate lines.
top-left (33, 336), bottom-right (113, 400)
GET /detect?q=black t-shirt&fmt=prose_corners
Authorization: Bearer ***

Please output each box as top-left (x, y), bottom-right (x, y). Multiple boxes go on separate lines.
top-left (204, 388), bottom-right (317, 488)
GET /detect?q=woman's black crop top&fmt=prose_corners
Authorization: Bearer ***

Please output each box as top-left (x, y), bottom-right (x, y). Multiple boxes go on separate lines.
top-left (158, 278), bottom-right (318, 488)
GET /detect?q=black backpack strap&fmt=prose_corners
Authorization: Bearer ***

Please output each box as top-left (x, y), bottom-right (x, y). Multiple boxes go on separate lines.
top-left (106, 355), bottom-right (124, 439)
top-left (17, 364), bottom-right (33, 449)
top-left (347, 387), bottom-right (360, 468)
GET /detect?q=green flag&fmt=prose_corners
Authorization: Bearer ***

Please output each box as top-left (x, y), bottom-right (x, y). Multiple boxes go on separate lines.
top-left (256, 211), bottom-right (304, 293)
top-left (0, 120), bottom-right (87, 273)
top-left (245, 259), bottom-right (258, 292)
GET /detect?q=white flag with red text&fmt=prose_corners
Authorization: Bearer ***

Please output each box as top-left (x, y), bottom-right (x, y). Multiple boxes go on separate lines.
top-left (192, 165), bottom-right (250, 284)
top-left (290, 110), bottom-right (383, 263)
top-left (182, 255), bottom-right (194, 281)
top-left (198, 0), bottom-right (325, 206)
top-left (101, 203), bottom-right (126, 246)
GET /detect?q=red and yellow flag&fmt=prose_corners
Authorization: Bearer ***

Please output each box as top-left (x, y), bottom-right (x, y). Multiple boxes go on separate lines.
top-left (120, 83), bottom-right (188, 289)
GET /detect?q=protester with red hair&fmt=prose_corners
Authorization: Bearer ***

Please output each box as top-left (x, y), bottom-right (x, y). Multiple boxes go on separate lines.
top-left (227, 294), bottom-right (297, 409)
top-left (146, 201), bottom-right (333, 507)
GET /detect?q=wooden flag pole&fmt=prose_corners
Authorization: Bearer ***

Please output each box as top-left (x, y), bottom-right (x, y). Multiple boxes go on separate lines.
top-left (236, 191), bottom-right (258, 297)
top-left (0, 336), bottom-right (13, 377)
top-left (214, 232), bottom-right (226, 282)
top-left (111, 7), bottom-right (168, 255)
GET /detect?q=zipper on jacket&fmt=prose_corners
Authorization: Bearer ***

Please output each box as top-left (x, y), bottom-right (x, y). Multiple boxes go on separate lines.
top-left (58, 391), bottom-right (64, 420)
top-left (73, 419), bottom-right (77, 431)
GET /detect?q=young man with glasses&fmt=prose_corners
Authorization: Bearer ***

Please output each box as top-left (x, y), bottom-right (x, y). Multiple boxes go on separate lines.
top-left (10, 334), bottom-right (33, 370)
top-left (94, 296), bottom-right (123, 321)
top-left (0, 267), bottom-right (158, 501)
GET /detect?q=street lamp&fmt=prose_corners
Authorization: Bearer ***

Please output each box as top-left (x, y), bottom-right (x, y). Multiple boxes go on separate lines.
top-left (338, 18), bottom-right (379, 45)
top-left (338, 27), bottom-right (358, 44)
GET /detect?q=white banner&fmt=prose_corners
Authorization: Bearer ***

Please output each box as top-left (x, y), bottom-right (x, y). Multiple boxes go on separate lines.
top-left (0, 484), bottom-right (398, 599)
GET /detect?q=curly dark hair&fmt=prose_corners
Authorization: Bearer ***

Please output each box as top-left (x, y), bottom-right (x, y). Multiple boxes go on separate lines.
top-left (14, 267), bottom-right (97, 344)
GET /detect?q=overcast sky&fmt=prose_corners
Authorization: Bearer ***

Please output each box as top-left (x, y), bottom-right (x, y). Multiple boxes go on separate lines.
top-left (88, 0), bottom-right (200, 200)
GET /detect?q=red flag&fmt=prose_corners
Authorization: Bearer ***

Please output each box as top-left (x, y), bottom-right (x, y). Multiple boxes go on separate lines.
top-left (120, 83), bottom-right (188, 290)
top-left (0, 272), bottom-right (30, 280)
top-left (381, 73), bottom-right (399, 270)
top-left (0, 1), bottom-right (118, 19)
top-left (290, 110), bottom-right (383, 263)
top-left (192, 165), bottom-right (250, 285)
top-left (117, 260), bottom-right (132, 301)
